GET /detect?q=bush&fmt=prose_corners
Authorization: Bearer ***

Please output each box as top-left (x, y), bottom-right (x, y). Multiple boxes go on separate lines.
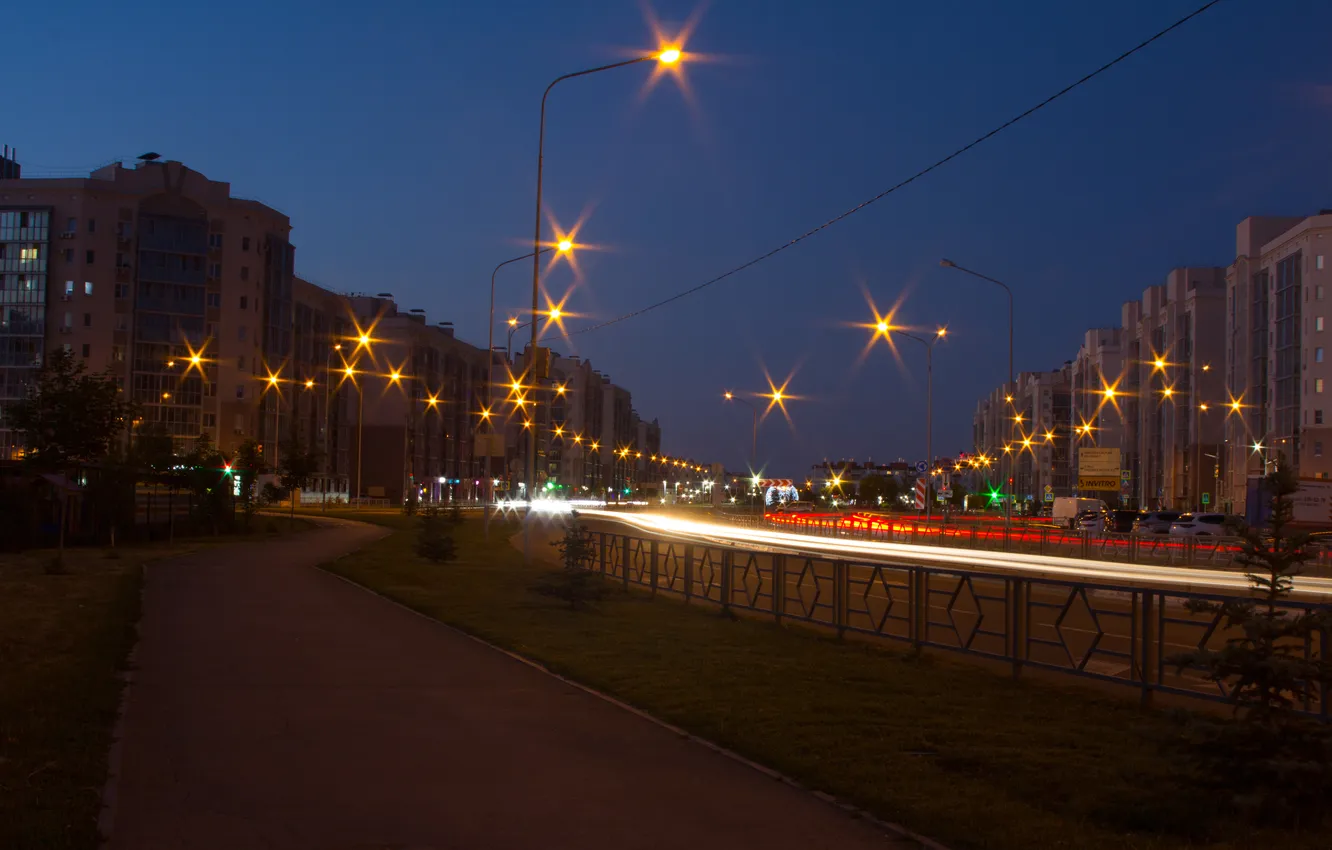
top-left (415, 505), bottom-right (456, 564)
top-left (530, 519), bottom-right (608, 611)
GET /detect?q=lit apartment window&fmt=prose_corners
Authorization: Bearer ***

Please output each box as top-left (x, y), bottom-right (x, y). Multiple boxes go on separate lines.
top-left (21, 245), bottom-right (38, 261)
top-left (63, 311), bottom-right (72, 329)
top-left (64, 280), bottom-right (74, 296)
top-left (1319, 379), bottom-right (1326, 393)
top-left (1319, 255), bottom-right (1326, 271)
top-left (112, 345), bottom-right (124, 362)
top-left (1319, 317), bottom-right (1326, 332)
top-left (84, 281), bottom-right (93, 296)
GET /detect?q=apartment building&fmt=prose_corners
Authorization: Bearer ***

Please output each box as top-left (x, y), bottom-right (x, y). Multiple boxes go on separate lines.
top-left (1011, 366), bottom-right (1073, 504)
top-left (1118, 267), bottom-right (1226, 509)
top-left (1068, 327), bottom-right (1126, 498)
top-left (0, 157), bottom-right (317, 461)
top-left (1223, 213), bottom-right (1332, 509)
top-left (347, 295), bottom-right (488, 505)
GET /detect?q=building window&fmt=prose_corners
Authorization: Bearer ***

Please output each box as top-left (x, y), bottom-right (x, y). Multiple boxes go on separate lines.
top-left (83, 312), bottom-right (91, 327)
top-left (84, 281), bottom-right (93, 296)
top-left (1319, 317), bottom-right (1326, 332)
top-left (1318, 441), bottom-right (1325, 458)
top-left (1317, 410), bottom-right (1325, 425)
top-left (209, 233), bottom-right (222, 249)
top-left (209, 263), bottom-right (221, 278)
top-left (238, 325), bottom-right (247, 341)
top-left (1319, 348), bottom-right (1326, 364)
top-left (115, 314), bottom-right (127, 331)
top-left (239, 295), bottom-right (247, 309)
top-left (238, 356), bottom-right (246, 370)
top-left (236, 385), bottom-right (245, 400)
top-left (62, 343), bottom-right (72, 354)
top-left (242, 236), bottom-right (250, 251)
top-left (63, 311), bottom-right (72, 329)
top-left (63, 248), bottom-right (74, 262)
top-left (240, 266), bottom-right (249, 281)
top-left (64, 280), bottom-right (74, 296)
top-left (1319, 285), bottom-right (1326, 301)
top-left (87, 218), bottom-right (96, 233)
top-left (112, 345), bottom-right (124, 362)
top-left (115, 283), bottom-right (129, 299)
top-left (65, 217), bottom-right (77, 233)
top-left (85, 249), bottom-right (95, 264)
top-left (206, 292), bottom-right (221, 308)
top-left (1319, 379), bottom-right (1325, 393)
top-left (203, 412), bottom-right (216, 428)
top-left (81, 343), bottom-right (90, 358)
top-left (1319, 255), bottom-right (1326, 271)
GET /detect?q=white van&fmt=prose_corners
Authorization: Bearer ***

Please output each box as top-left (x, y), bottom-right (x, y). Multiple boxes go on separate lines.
top-left (1052, 497), bottom-right (1107, 529)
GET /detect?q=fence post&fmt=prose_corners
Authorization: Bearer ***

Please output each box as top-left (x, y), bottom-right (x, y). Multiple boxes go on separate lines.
top-left (773, 553), bottom-right (785, 622)
top-left (1080, 531), bottom-right (1090, 560)
top-left (1140, 591), bottom-right (1155, 709)
top-left (833, 560), bottom-right (847, 638)
top-left (721, 549), bottom-right (733, 613)
top-left (622, 535), bottom-right (631, 590)
top-left (1010, 577), bottom-right (1025, 680)
top-left (909, 568), bottom-right (923, 649)
top-left (649, 539), bottom-right (659, 597)
top-left (598, 532), bottom-right (607, 577)
top-left (1038, 530), bottom-right (1046, 557)
top-left (683, 544), bottom-right (694, 604)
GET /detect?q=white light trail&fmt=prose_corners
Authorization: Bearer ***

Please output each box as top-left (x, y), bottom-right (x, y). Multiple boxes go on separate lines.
top-left (580, 510), bottom-right (1332, 600)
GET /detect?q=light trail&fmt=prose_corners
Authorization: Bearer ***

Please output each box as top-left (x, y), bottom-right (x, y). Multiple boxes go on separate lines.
top-left (580, 510), bottom-right (1332, 600)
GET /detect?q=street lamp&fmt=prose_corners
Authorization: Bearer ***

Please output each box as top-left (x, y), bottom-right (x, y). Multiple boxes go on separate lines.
top-left (940, 259), bottom-right (1014, 520)
top-left (323, 341), bottom-right (342, 507)
top-left (881, 324), bottom-right (948, 523)
top-left (524, 47), bottom-right (686, 536)
top-left (722, 391), bottom-right (759, 470)
top-left (343, 364), bottom-right (364, 506)
top-left (264, 370), bottom-right (282, 469)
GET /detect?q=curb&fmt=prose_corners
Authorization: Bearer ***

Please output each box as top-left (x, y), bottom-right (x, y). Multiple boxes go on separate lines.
top-left (319, 563), bottom-right (953, 850)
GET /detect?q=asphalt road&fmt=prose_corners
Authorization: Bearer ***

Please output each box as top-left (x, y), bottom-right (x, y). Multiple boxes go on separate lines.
top-left (104, 516), bottom-right (918, 850)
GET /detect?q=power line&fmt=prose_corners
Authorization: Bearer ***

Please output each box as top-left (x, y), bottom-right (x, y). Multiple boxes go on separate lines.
top-left (561, 0), bottom-right (1227, 339)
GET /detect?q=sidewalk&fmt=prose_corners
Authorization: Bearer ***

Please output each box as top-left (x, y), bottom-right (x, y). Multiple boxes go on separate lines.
top-left (105, 517), bottom-right (920, 849)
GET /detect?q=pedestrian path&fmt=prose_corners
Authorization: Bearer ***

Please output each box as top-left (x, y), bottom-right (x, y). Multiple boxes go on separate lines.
top-left (104, 517), bottom-right (922, 849)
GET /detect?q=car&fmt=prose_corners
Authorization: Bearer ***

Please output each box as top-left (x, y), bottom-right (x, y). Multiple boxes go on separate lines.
top-left (1134, 510), bottom-right (1181, 535)
top-left (1169, 512), bottom-right (1229, 536)
top-left (1107, 509), bottom-right (1142, 534)
top-left (770, 501), bottom-right (817, 515)
top-left (1075, 508), bottom-right (1106, 533)
top-left (1053, 496), bottom-right (1108, 529)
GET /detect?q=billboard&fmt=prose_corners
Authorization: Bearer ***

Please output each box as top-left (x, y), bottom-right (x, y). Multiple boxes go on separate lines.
top-left (1078, 448), bottom-right (1121, 491)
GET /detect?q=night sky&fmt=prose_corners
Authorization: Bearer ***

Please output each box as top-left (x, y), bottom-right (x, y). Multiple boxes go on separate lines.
top-left (12, 0), bottom-right (1332, 476)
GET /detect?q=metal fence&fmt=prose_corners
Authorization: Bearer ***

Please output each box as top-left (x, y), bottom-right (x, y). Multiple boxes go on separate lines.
top-left (584, 528), bottom-right (1330, 716)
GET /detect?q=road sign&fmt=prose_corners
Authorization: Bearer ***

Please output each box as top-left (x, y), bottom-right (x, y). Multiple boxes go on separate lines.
top-left (1120, 469), bottom-right (1132, 482)
top-left (1201, 492), bottom-right (1211, 505)
top-left (1043, 492), bottom-right (1054, 502)
top-left (915, 461), bottom-right (928, 473)
top-left (1078, 448), bottom-right (1121, 491)
top-left (1044, 484), bottom-right (1052, 493)
top-left (913, 478), bottom-right (927, 510)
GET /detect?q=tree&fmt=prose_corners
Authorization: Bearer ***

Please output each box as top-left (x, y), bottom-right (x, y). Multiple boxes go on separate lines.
top-left (531, 518), bottom-right (608, 610)
top-left (277, 435), bottom-right (320, 527)
top-left (232, 439), bottom-right (264, 531)
top-left (857, 474), bottom-right (899, 507)
top-left (414, 504), bottom-right (457, 564)
top-left (1169, 463), bottom-right (1332, 826)
top-left (180, 435), bottom-right (232, 535)
top-left (8, 348), bottom-right (136, 471)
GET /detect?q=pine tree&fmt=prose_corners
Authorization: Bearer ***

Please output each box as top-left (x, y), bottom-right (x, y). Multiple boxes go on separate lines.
top-left (531, 518), bottom-right (607, 610)
top-left (1169, 463), bottom-right (1332, 825)
top-left (415, 504), bottom-right (456, 564)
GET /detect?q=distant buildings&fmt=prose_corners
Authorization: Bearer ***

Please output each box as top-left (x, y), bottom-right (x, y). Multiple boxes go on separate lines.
top-left (972, 210), bottom-right (1332, 513)
top-left (0, 154), bottom-right (680, 504)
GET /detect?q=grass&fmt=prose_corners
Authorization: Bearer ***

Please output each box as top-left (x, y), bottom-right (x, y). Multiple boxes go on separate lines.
top-left (317, 511), bottom-right (1328, 850)
top-left (0, 515), bottom-right (316, 849)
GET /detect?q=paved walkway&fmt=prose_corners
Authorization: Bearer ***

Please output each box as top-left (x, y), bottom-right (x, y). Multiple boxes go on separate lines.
top-left (105, 518), bottom-right (919, 849)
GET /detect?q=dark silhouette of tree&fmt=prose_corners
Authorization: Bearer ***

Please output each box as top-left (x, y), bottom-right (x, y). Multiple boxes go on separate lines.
top-left (857, 474), bottom-right (899, 507)
top-left (277, 435), bottom-right (320, 528)
top-left (531, 518), bottom-right (608, 610)
top-left (414, 504), bottom-right (456, 564)
top-left (232, 439), bottom-right (264, 531)
top-left (8, 348), bottom-right (135, 470)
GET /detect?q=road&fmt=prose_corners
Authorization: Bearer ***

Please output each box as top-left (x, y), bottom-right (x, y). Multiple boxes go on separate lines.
top-left (105, 516), bottom-right (918, 849)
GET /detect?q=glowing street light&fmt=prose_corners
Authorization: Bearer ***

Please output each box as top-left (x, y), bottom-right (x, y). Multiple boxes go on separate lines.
top-left (557, 239), bottom-right (573, 252)
top-left (658, 47), bottom-right (682, 64)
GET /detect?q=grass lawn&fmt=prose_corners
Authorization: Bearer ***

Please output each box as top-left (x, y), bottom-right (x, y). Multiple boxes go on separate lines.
top-left (319, 510), bottom-right (1327, 850)
top-left (0, 516), bottom-right (316, 849)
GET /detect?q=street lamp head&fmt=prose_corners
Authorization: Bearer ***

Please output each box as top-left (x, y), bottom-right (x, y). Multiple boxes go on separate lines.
top-left (658, 47), bottom-right (681, 64)
top-left (1153, 358), bottom-right (1166, 372)
top-left (359, 334), bottom-right (370, 346)
top-left (305, 379), bottom-right (314, 389)
top-left (427, 395), bottom-right (438, 407)
top-left (389, 370), bottom-right (402, 383)
top-left (548, 307), bottom-right (562, 320)
top-left (334, 343), bottom-right (342, 350)
top-left (555, 384), bottom-right (567, 395)
top-left (190, 354), bottom-right (201, 365)
top-left (771, 390), bottom-right (784, 402)
top-left (507, 317), bottom-right (518, 327)
top-left (557, 239), bottom-right (573, 252)
top-left (344, 366), bottom-right (355, 378)
top-left (936, 327), bottom-right (947, 338)
top-left (876, 320), bottom-right (889, 334)
top-left (267, 374), bottom-right (279, 386)
top-left (939, 258), bottom-right (956, 268)
top-left (723, 391), bottom-right (733, 400)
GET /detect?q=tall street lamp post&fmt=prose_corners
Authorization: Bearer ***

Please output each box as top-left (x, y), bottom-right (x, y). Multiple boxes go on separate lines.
top-left (940, 259), bottom-right (1013, 521)
top-left (322, 341), bottom-right (342, 508)
top-left (524, 48), bottom-right (683, 553)
top-left (722, 391), bottom-right (759, 509)
top-left (888, 326), bottom-right (948, 524)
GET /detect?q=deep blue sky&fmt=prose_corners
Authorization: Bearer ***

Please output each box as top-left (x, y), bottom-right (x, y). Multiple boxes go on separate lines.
top-left (11, 0), bottom-right (1332, 475)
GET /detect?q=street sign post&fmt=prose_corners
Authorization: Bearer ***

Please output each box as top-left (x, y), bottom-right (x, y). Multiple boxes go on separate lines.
top-left (915, 461), bottom-right (928, 474)
top-left (1201, 492), bottom-right (1211, 506)
top-left (1078, 448), bottom-right (1121, 491)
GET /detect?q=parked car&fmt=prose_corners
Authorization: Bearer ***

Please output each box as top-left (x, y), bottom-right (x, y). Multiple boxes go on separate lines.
top-left (1168, 512), bottom-right (1229, 536)
top-left (1053, 497), bottom-right (1108, 529)
top-left (771, 501), bottom-right (817, 515)
top-left (1075, 509), bottom-right (1106, 533)
top-left (1134, 510), bottom-right (1182, 535)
